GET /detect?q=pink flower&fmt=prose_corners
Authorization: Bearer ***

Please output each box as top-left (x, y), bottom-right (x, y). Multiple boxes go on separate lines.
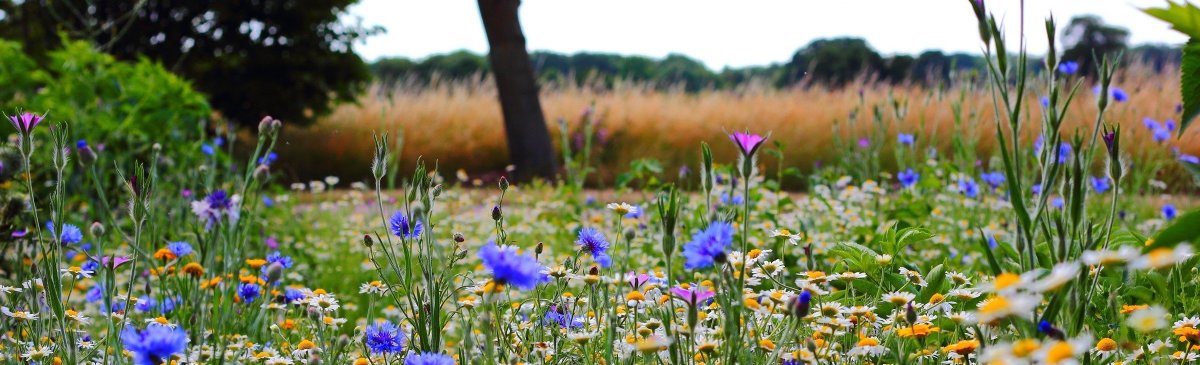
top-left (670, 285), bottom-right (715, 306)
top-left (728, 131), bottom-right (766, 156)
top-left (8, 112), bottom-right (44, 135)
top-left (101, 255), bottom-right (133, 269)
top-left (627, 272), bottom-right (651, 288)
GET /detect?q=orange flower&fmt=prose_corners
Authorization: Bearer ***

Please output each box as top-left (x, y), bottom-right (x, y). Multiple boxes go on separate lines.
top-left (152, 248), bottom-right (177, 261)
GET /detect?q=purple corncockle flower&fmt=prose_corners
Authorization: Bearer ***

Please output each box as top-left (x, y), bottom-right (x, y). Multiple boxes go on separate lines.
top-left (857, 137), bottom-right (870, 148)
top-left (7, 112), bottom-right (44, 135)
top-left (670, 285), bottom-right (715, 306)
top-left (627, 272), bottom-right (651, 289)
top-left (728, 131), bottom-right (766, 157)
top-left (101, 255), bottom-right (133, 269)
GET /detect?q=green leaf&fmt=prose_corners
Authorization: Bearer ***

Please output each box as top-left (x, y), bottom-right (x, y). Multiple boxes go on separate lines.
top-left (917, 264), bottom-right (945, 303)
top-left (1181, 40), bottom-right (1200, 136)
top-left (1151, 208), bottom-right (1200, 251)
top-left (1143, 1), bottom-right (1200, 39)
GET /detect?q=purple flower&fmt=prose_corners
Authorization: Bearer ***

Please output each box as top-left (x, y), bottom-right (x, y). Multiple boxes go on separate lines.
top-left (478, 241), bottom-right (545, 290)
top-left (897, 168), bottom-right (919, 188)
top-left (575, 227), bottom-right (611, 268)
top-left (191, 190), bottom-right (240, 229)
top-left (682, 222), bottom-right (734, 270)
top-left (728, 131), bottom-right (767, 156)
top-left (7, 112), bottom-right (44, 135)
top-left (670, 285), bottom-right (715, 306)
top-left (857, 137), bottom-right (871, 148)
top-left (101, 255), bottom-right (132, 269)
top-left (120, 325), bottom-right (189, 365)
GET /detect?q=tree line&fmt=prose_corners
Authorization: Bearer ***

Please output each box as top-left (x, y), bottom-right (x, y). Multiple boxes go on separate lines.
top-left (373, 16), bottom-right (1181, 92)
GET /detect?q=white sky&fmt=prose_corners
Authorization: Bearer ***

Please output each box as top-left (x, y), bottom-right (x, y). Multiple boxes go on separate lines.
top-left (348, 0), bottom-right (1188, 70)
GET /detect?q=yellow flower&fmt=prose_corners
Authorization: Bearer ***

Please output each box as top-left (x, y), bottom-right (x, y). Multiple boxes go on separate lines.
top-left (246, 259), bottom-right (268, 269)
top-left (943, 339), bottom-right (979, 355)
top-left (758, 339), bottom-right (776, 351)
top-left (1095, 338), bottom-right (1118, 352)
top-left (1120, 304), bottom-right (1149, 314)
top-left (896, 324), bottom-right (940, 338)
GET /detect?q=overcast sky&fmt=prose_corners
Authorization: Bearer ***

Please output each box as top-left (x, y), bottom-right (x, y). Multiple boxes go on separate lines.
top-left (347, 0), bottom-right (1187, 70)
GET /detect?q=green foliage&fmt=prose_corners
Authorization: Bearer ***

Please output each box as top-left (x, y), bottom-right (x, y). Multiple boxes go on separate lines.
top-left (0, 38), bottom-right (210, 159)
top-left (0, 0), bottom-right (379, 126)
top-left (1184, 42), bottom-right (1200, 138)
top-left (1144, 1), bottom-right (1200, 136)
top-left (1151, 208), bottom-right (1200, 250)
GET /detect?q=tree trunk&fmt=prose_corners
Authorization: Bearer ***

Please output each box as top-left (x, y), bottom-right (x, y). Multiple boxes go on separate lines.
top-left (477, 0), bottom-right (557, 181)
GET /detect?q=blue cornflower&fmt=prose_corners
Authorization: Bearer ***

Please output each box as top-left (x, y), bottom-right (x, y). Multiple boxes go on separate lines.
top-left (238, 283), bottom-right (261, 303)
top-left (1051, 197), bottom-right (1065, 209)
top-left (897, 133), bottom-right (915, 146)
top-left (719, 193), bottom-right (743, 206)
top-left (120, 325), bottom-right (189, 365)
top-left (213, 136), bottom-right (225, 147)
top-left (284, 288), bottom-right (306, 303)
top-left (389, 211), bottom-right (423, 239)
top-left (81, 260), bottom-right (100, 272)
top-left (1153, 127), bottom-right (1170, 143)
top-left (1057, 61), bottom-right (1079, 75)
top-left (625, 205), bottom-right (643, 219)
top-left (59, 224), bottom-right (82, 244)
top-left (1057, 143), bottom-right (1072, 164)
top-left (1144, 117), bottom-right (1161, 131)
top-left (958, 178), bottom-right (980, 199)
top-left (1032, 183), bottom-right (1043, 196)
top-left (86, 284), bottom-right (104, 303)
top-left (405, 352), bottom-right (456, 365)
top-left (265, 251), bottom-right (294, 269)
top-left (167, 241), bottom-right (193, 257)
top-left (364, 321), bottom-right (406, 353)
top-left (575, 227), bottom-right (612, 268)
top-left (980, 171), bottom-right (1006, 189)
top-left (1163, 204), bottom-right (1177, 220)
top-left (135, 297), bottom-right (158, 312)
top-left (897, 168), bottom-right (919, 188)
top-left (200, 144), bottom-right (215, 156)
top-left (76, 139), bottom-right (88, 149)
top-left (1181, 154), bottom-right (1200, 164)
top-left (1112, 87), bottom-right (1128, 102)
top-left (542, 308), bottom-right (585, 329)
top-left (682, 222), bottom-right (734, 270)
top-left (1090, 176), bottom-right (1110, 194)
top-left (1040, 96), bottom-right (1050, 108)
top-left (258, 152), bottom-right (278, 165)
top-left (263, 196), bottom-right (274, 207)
top-left (478, 241), bottom-right (545, 290)
top-left (160, 296), bottom-right (181, 313)
top-left (1166, 119), bottom-right (1177, 131)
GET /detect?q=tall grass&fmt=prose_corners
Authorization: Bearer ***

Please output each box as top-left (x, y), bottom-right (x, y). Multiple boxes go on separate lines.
top-left (275, 65), bottom-right (1199, 187)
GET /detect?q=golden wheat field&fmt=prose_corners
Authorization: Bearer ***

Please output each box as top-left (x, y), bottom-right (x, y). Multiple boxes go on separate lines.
top-left (275, 67), bottom-right (1200, 185)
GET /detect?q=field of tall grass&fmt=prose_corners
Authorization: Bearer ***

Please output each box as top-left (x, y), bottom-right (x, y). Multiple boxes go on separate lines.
top-left (276, 65), bottom-right (1199, 188)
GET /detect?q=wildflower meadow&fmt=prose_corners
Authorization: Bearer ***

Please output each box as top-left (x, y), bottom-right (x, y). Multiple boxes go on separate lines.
top-left (4, 2), bottom-right (1200, 365)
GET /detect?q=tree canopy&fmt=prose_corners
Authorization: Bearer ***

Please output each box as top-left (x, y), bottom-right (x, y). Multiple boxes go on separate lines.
top-left (0, 0), bottom-right (381, 126)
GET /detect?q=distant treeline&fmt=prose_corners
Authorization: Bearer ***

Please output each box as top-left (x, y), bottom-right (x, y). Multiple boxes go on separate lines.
top-left (372, 17), bottom-right (1181, 91)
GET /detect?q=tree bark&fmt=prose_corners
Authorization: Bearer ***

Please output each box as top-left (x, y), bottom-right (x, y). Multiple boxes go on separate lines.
top-left (477, 0), bottom-right (557, 181)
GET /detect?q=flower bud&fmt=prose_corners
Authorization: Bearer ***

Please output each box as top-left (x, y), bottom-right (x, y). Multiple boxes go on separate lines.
top-left (453, 232), bottom-right (465, 243)
top-left (89, 222), bottom-right (105, 237)
top-left (491, 205), bottom-right (502, 222)
top-left (535, 242), bottom-right (544, 255)
top-left (253, 164), bottom-right (270, 180)
top-left (265, 263), bottom-right (284, 283)
top-left (362, 234), bottom-right (374, 248)
top-left (498, 177), bottom-right (509, 191)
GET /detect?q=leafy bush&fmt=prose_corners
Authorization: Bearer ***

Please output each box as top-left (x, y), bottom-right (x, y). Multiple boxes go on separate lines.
top-left (0, 38), bottom-right (211, 160)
